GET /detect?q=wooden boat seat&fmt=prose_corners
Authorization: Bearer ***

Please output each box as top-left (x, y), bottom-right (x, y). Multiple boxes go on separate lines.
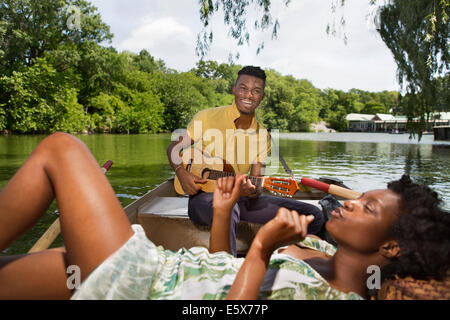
top-left (136, 195), bottom-right (322, 255)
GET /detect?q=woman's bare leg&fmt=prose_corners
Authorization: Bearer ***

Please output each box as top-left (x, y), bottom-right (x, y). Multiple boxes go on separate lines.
top-left (0, 132), bottom-right (134, 299)
top-left (0, 248), bottom-right (72, 299)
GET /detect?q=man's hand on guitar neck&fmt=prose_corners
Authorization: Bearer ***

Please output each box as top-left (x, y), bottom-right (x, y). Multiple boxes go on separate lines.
top-left (240, 177), bottom-right (260, 199)
top-left (176, 167), bottom-right (207, 196)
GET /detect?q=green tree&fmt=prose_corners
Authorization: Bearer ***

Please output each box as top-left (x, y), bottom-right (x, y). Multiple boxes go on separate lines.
top-left (257, 71), bottom-right (322, 131)
top-left (76, 44), bottom-right (119, 107)
top-left (0, 0), bottom-right (112, 73)
top-left (133, 49), bottom-right (165, 74)
top-left (0, 0), bottom-right (117, 134)
top-left (259, 70), bottom-right (294, 130)
top-left (377, 0), bottom-right (449, 138)
top-left (150, 71), bottom-right (212, 130)
top-left (0, 56), bottom-right (86, 133)
top-left (361, 100), bottom-right (387, 114)
top-left (327, 105), bottom-right (348, 132)
top-left (88, 92), bottom-right (122, 132)
top-left (193, 60), bottom-right (241, 93)
top-left (433, 76), bottom-right (449, 113)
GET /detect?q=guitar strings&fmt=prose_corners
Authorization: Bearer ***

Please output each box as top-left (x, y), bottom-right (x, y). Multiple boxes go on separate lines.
top-left (207, 170), bottom-right (263, 188)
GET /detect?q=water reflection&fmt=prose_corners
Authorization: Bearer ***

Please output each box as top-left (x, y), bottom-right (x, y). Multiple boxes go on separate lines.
top-left (1, 132), bottom-right (449, 212)
top-left (270, 137), bottom-right (449, 210)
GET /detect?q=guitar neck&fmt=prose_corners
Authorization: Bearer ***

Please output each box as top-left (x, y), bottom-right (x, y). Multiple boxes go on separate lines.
top-left (207, 170), bottom-right (264, 188)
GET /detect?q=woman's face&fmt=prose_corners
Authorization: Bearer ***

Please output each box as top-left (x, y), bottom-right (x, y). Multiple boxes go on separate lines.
top-left (326, 189), bottom-right (403, 254)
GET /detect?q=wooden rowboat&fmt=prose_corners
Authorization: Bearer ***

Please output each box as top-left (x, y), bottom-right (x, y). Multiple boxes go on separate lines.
top-left (122, 177), bottom-right (341, 255)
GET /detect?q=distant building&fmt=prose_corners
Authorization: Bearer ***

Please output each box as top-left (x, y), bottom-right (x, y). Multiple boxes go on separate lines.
top-left (372, 114), bottom-right (407, 132)
top-left (346, 113), bottom-right (375, 132)
top-left (345, 112), bottom-right (450, 132)
top-left (432, 112), bottom-right (450, 123)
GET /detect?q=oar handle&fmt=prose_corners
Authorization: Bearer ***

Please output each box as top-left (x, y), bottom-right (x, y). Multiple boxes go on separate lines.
top-left (27, 160), bottom-right (113, 253)
top-left (300, 177), bottom-right (361, 200)
top-left (102, 160), bottom-right (113, 173)
top-left (328, 184), bottom-right (362, 200)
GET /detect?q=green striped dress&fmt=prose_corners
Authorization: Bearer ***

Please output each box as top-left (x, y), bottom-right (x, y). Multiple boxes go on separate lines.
top-left (71, 225), bottom-right (363, 300)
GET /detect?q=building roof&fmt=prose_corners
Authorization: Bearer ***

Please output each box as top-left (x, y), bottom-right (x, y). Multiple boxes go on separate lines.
top-left (346, 112), bottom-right (450, 123)
top-left (373, 114), bottom-right (395, 121)
top-left (346, 113), bottom-right (374, 121)
top-left (373, 115), bottom-right (408, 123)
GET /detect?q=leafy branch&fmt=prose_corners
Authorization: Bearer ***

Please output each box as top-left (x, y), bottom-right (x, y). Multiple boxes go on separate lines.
top-left (196, 0), bottom-right (290, 61)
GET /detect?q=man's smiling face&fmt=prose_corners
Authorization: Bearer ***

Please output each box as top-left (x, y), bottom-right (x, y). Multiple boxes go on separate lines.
top-left (232, 74), bottom-right (265, 115)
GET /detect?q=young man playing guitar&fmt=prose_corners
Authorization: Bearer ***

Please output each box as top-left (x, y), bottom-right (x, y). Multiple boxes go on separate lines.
top-left (167, 66), bottom-right (324, 256)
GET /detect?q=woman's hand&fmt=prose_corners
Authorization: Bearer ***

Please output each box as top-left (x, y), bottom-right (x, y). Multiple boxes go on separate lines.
top-left (210, 173), bottom-right (246, 254)
top-left (254, 208), bottom-right (315, 256)
top-left (226, 208), bottom-right (315, 299)
top-left (212, 174), bottom-right (247, 214)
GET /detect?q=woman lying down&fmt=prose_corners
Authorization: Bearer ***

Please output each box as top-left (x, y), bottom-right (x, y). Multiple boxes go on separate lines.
top-left (0, 133), bottom-right (448, 300)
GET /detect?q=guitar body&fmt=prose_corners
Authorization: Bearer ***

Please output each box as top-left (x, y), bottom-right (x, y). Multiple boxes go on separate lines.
top-left (174, 148), bottom-right (234, 195)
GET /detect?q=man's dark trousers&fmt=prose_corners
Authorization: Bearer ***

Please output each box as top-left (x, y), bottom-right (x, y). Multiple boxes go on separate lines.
top-left (188, 192), bottom-right (325, 256)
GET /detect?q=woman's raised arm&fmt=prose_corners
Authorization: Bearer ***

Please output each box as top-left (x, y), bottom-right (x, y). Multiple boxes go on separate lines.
top-left (209, 174), bottom-right (247, 254)
top-left (226, 209), bottom-right (314, 299)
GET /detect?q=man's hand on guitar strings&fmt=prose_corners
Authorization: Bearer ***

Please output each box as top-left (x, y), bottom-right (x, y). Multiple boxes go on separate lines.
top-left (177, 167), bottom-right (207, 195)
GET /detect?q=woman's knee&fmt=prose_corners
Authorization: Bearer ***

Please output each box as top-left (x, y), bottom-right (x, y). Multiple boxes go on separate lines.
top-left (39, 132), bottom-right (85, 154)
top-left (34, 132), bottom-right (92, 166)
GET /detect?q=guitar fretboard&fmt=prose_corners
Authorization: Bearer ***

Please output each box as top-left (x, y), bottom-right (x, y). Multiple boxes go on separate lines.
top-left (206, 170), bottom-right (263, 188)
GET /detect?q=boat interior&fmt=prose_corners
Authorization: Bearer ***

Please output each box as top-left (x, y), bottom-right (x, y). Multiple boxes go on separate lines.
top-left (124, 177), bottom-right (333, 255)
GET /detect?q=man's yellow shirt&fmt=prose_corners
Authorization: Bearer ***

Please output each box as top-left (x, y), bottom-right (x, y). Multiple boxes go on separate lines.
top-left (186, 102), bottom-right (271, 174)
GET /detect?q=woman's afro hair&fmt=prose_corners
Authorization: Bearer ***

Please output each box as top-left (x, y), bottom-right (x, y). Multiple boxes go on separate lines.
top-left (382, 175), bottom-right (449, 281)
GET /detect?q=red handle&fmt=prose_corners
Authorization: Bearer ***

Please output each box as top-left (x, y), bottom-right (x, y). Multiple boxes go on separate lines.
top-left (300, 177), bottom-right (330, 193)
top-left (101, 160), bottom-right (113, 172)
top-left (300, 177), bottom-right (361, 199)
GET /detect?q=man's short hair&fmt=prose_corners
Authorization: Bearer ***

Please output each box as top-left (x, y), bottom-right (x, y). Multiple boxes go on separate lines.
top-left (237, 66), bottom-right (266, 83)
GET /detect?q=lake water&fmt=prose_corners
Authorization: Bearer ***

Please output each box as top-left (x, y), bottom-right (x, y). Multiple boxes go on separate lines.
top-left (1, 132), bottom-right (449, 254)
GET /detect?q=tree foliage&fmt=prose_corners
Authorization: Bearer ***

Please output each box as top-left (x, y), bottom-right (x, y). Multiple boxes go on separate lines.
top-left (0, 0), bottom-right (401, 134)
top-left (377, 0), bottom-right (449, 139)
top-left (0, 0), bottom-right (112, 72)
top-left (196, 0), bottom-right (290, 60)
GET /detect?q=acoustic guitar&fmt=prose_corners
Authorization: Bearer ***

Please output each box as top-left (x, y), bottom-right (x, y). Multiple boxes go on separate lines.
top-left (173, 147), bottom-right (299, 197)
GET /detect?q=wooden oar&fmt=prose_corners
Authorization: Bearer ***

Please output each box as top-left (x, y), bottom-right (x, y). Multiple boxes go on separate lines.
top-left (299, 177), bottom-right (362, 200)
top-left (278, 152), bottom-right (361, 200)
top-left (27, 160), bottom-right (113, 253)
